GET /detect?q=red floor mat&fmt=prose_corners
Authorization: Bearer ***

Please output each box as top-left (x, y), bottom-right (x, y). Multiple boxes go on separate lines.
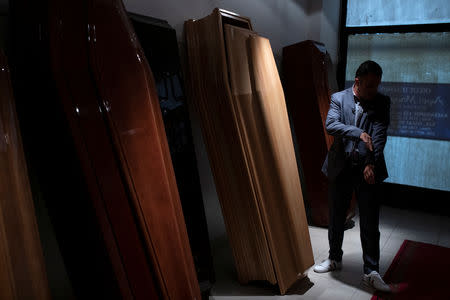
top-left (372, 240), bottom-right (450, 299)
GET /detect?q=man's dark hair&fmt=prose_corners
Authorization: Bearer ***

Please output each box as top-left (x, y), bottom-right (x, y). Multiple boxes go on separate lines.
top-left (355, 60), bottom-right (383, 78)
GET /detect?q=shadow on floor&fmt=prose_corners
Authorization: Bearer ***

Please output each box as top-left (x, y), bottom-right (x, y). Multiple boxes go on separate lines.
top-left (285, 276), bottom-right (315, 295)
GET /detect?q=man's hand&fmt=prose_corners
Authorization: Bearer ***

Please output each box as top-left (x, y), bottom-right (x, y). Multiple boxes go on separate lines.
top-left (360, 132), bottom-right (373, 151)
top-left (364, 164), bottom-right (375, 184)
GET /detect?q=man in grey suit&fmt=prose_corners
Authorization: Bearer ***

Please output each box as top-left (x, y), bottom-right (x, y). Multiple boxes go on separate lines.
top-left (313, 61), bottom-right (391, 292)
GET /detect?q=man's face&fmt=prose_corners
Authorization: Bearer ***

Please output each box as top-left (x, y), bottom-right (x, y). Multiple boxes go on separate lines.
top-left (355, 73), bottom-right (381, 101)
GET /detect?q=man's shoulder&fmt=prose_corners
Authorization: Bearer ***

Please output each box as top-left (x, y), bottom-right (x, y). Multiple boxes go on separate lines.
top-left (332, 88), bottom-right (352, 101)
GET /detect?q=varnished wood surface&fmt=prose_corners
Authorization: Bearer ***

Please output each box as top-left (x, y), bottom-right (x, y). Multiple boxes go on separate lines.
top-left (0, 51), bottom-right (51, 299)
top-left (11, 0), bottom-right (127, 297)
top-left (282, 41), bottom-right (331, 226)
top-left (185, 9), bottom-right (313, 294)
top-left (185, 10), bottom-right (275, 284)
top-left (245, 34), bottom-right (314, 293)
top-left (130, 13), bottom-right (216, 290)
top-left (47, 0), bottom-right (201, 299)
top-left (48, 1), bottom-right (152, 297)
top-left (282, 41), bottom-right (356, 227)
top-left (87, 1), bottom-right (200, 298)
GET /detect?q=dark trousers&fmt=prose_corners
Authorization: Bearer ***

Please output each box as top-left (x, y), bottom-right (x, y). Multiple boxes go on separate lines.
top-left (328, 164), bottom-right (381, 275)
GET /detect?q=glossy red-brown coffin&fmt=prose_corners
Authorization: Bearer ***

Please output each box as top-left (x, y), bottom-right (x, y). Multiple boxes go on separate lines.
top-left (129, 13), bottom-right (215, 288)
top-left (282, 40), bottom-right (356, 227)
top-left (48, 0), bottom-right (200, 299)
top-left (0, 51), bottom-right (51, 299)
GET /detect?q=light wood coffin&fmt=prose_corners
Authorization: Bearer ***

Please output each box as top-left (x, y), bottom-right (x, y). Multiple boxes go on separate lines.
top-left (0, 51), bottom-right (51, 299)
top-left (282, 40), bottom-right (356, 227)
top-left (185, 9), bottom-right (313, 294)
top-left (46, 0), bottom-right (201, 299)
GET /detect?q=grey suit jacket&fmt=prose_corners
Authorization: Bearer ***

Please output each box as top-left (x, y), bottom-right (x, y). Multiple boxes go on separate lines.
top-left (322, 87), bottom-right (390, 182)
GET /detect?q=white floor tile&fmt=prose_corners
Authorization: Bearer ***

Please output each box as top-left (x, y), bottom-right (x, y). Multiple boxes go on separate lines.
top-left (210, 297), bottom-right (287, 300)
top-left (381, 236), bottom-right (406, 255)
top-left (379, 221), bottom-right (397, 236)
top-left (379, 251), bottom-right (396, 276)
top-left (389, 226), bottom-right (439, 245)
top-left (350, 288), bottom-right (373, 300)
top-left (208, 205), bottom-right (446, 299)
top-left (309, 226), bottom-right (328, 237)
top-left (315, 285), bottom-right (356, 300)
top-left (310, 235), bottom-right (329, 250)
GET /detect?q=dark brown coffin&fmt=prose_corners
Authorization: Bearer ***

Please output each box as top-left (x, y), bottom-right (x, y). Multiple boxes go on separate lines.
top-left (47, 0), bottom-right (201, 299)
top-left (10, 0), bottom-right (200, 299)
top-left (185, 9), bottom-right (314, 294)
top-left (129, 13), bottom-right (215, 292)
top-left (0, 51), bottom-right (51, 299)
top-left (282, 40), bottom-right (356, 227)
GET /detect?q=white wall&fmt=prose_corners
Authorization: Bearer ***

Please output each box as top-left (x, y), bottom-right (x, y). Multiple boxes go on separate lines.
top-left (123, 0), bottom-right (341, 245)
top-left (124, 0), bottom-right (340, 66)
top-left (307, 0), bottom-right (341, 91)
top-left (306, 0), bottom-right (341, 65)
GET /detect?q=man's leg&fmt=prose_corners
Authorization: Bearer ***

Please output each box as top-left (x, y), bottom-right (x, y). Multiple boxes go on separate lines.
top-left (356, 180), bottom-right (381, 274)
top-left (328, 170), bottom-right (353, 262)
top-left (357, 180), bottom-right (391, 292)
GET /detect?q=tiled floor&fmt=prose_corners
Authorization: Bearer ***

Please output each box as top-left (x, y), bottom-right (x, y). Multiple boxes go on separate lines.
top-left (209, 206), bottom-right (450, 299)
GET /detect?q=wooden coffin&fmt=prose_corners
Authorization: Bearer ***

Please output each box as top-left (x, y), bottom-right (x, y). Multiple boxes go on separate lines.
top-left (282, 40), bottom-right (356, 227)
top-left (10, 0), bottom-right (127, 297)
top-left (47, 0), bottom-right (201, 299)
top-left (129, 13), bottom-right (215, 292)
top-left (185, 9), bottom-right (313, 294)
top-left (9, 0), bottom-right (201, 298)
top-left (0, 51), bottom-right (50, 299)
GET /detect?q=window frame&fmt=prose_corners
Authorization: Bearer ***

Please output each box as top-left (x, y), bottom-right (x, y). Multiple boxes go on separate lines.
top-left (337, 0), bottom-right (450, 90)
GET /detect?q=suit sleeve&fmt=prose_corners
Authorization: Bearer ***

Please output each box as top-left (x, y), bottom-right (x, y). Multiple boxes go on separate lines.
top-left (325, 93), bottom-right (363, 139)
top-left (365, 96), bottom-right (390, 166)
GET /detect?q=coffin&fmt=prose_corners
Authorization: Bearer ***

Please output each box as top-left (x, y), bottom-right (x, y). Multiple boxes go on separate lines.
top-left (129, 13), bottom-right (215, 292)
top-left (0, 51), bottom-right (50, 299)
top-left (185, 9), bottom-right (314, 294)
top-left (282, 40), bottom-right (356, 227)
top-left (11, 0), bottom-right (201, 299)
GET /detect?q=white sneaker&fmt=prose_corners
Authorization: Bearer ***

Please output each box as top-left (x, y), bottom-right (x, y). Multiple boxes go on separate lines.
top-left (313, 259), bottom-right (342, 273)
top-left (363, 271), bottom-right (391, 292)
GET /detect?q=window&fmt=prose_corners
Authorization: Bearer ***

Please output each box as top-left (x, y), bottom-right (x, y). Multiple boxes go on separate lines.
top-left (339, 0), bottom-right (450, 191)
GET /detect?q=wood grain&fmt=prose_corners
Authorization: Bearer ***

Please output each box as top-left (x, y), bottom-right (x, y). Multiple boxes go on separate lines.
top-left (185, 9), bottom-right (314, 294)
top-left (246, 34), bottom-right (314, 294)
top-left (0, 51), bottom-right (51, 299)
top-left (47, 0), bottom-right (201, 298)
top-left (185, 9), bottom-right (276, 284)
top-left (87, 1), bottom-right (201, 298)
